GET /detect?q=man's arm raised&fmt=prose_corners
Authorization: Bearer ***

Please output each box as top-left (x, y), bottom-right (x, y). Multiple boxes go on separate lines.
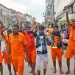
top-left (64, 6), bottom-right (70, 25)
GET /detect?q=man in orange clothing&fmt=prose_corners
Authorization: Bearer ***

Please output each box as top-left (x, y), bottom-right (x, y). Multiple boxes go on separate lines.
top-left (20, 20), bottom-right (37, 75)
top-left (64, 6), bottom-right (75, 74)
top-left (0, 40), bottom-right (3, 75)
top-left (1, 29), bottom-right (17, 75)
top-left (1, 29), bottom-right (12, 75)
top-left (8, 24), bottom-right (28, 75)
top-left (51, 25), bottom-right (64, 74)
top-left (0, 20), bottom-right (3, 34)
top-left (0, 20), bottom-right (3, 75)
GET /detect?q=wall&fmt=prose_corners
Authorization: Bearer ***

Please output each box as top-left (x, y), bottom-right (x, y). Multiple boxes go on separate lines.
top-left (54, 0), bottom-right (73, 14)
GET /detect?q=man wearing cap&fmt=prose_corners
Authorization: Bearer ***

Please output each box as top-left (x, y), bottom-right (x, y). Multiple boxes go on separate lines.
top-left (64, 6), bottom-right (75, 74)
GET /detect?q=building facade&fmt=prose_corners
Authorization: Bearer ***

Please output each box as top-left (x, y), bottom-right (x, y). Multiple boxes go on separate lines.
top-left (0, 3), bottom-right (33, 27)
top-left (0, 4), bottom-right (13, 26)
top-left (54, 0), bottom-right (75, 30)
top-left (11, 11), bottom-right (24, 25)
top-left (54, 0), bottom-right (74, 20)
top-left (45, 0), bottom-right (54, 23)
top-left (23, 14), bottom-right (32, 26)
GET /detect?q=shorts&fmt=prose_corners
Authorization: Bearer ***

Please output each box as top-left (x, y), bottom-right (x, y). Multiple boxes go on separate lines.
top-left (28, 50), bottom-right (36, 63)
top-left (36, 54), bottom-right (48, 71)
top-left (51, 48), bottom-right (62, 61)
top-left (0, 54), bottom-right (3, 63)
top-left (4, 53), bottom-right (11, 64)
top-left (65, 46), bottom-right (75, 58)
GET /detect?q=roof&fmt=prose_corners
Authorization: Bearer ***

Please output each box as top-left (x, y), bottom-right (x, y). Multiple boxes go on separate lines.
top-left (0, 3), bottom-right (11, 11)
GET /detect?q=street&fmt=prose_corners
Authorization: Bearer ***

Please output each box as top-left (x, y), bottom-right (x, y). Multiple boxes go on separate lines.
top-left (2, 45), bottom-right (74, 75)
top-left (0, 0), bottom-right (75, 75)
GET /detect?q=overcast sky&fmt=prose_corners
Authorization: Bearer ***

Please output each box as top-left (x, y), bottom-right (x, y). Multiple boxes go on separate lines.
top-left (0, 0), bottom-right (45, 23)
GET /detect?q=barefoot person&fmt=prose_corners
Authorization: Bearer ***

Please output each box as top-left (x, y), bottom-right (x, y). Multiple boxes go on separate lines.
top-left (64, 6), bottom-right (75, 74)
top-left (36, 25), bottom-right (49, 75)
top-left (20, 19), bottom-right (37, 75)
top-left (8, 24), bottom-right (28, 75)
top-left (0, 20), bottom-right (4, 75)
top-left (0, 41), bottom-right (3, 75)
top-left (1, 29), bottom-right (12, 75)
top-left (1, 29), bottom-right (17, 75)
top-left (51, 25), bottom-right (64, 74)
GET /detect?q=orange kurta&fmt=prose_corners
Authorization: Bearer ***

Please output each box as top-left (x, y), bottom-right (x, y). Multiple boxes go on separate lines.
top-left (2, 34), bottom-right (11, 64)
top-left (51, 35), bottom-right (62, 61)
top-left (0, 48), bottom-right (3, 63)
top-left (65, 25), bottom-right (75, 58)
top-left (23, 32), bottom-right (36, 63)
top-left (0, 30), bottom-right (3, 63)
top-left (9, 32), bottom-right (27, 75)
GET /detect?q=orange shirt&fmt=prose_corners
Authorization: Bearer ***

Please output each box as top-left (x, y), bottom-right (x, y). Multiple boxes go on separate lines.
top-left (21, 30), bottom-right (36, 50)
top-left (0, 48), bottom-right (3, 63)
top-left (68, 25), bottom-right (75, 46)
top-left (53, 35), bottom-right (62, 46)
top-left (9, 32), bottom-right (27, 59)
top-left (25, 32), bottom-right (35, 49)
top-left (51, 35), bottom-right (62, 49)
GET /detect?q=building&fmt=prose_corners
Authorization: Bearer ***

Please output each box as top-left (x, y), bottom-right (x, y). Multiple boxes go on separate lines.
top-left (45, 0), bottom-right (54, 23)
top-left (0, 4), bottom-right (25, 26)
top-left (23, 14), bottom-right (32, 26)
top-left (0, 3), bottom-right (33, 27)
top-left (11, 11), bottom-right (24, 25)
top-left (73, 0), bottom-right (75, 13)
top-left (54, 0), bottom-right (75, 30)
top-left (0, 4), bottom-right (13, 26)
top-left (55, 0), bottom-right (75, 21)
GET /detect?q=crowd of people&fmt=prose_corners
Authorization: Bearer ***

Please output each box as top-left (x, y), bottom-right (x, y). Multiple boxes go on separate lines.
top-left (0, 6), bottom-right (75, 75)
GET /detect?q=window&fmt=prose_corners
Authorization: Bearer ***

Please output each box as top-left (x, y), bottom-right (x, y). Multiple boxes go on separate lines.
top-left (2, 10), bottom-right (8, 16)
top-left (47, 12), bottom-right (50, 16)
top-left (68, 6), bottom-right (73, 14)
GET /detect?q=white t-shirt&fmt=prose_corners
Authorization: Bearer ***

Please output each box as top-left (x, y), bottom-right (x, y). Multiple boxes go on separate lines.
top-left (37, 36), bottom-right (43, 52)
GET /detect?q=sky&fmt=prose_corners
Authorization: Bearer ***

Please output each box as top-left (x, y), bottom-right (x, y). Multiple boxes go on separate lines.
top-left (0, 0), bottom-right (45, 23)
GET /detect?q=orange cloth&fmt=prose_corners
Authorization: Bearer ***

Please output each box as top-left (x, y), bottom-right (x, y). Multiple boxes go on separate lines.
top-left (68, 25), bottom-right (75, 46)
top-left (51, 35), bottom-right (62, 61)
top-left (12, 56), bottom-right (24, 75)
top-left (25, 32), bottom-right (36, 63)
top-left (65, 46), bottom-right (75, 58)
top-left (0, 48), bottom-right (3, 63)
top-left (52, 35), bottom-right (62, 46)
top-left (65, 25), bottom-right (75, 58)
top-left (2, 34), bottom-right (11, 64)
top-left (9, 32), bottom-right (27, 75)
top-left (51, 48), bottom-right (62, 61)
top-left (21, 31), bottom-right (36, 63)
top-left (28, 49), bottom-right (36, 63)
top-left (24, 32), bottom-right (35, 49)
top-left (9, 32), bottom-right (27, 59)
top-left (69, 25), bottom-right (75, 40)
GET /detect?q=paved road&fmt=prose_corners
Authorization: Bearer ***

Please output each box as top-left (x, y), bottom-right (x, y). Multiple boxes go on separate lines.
top-left (1, 41), bottom-right (74, 75)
